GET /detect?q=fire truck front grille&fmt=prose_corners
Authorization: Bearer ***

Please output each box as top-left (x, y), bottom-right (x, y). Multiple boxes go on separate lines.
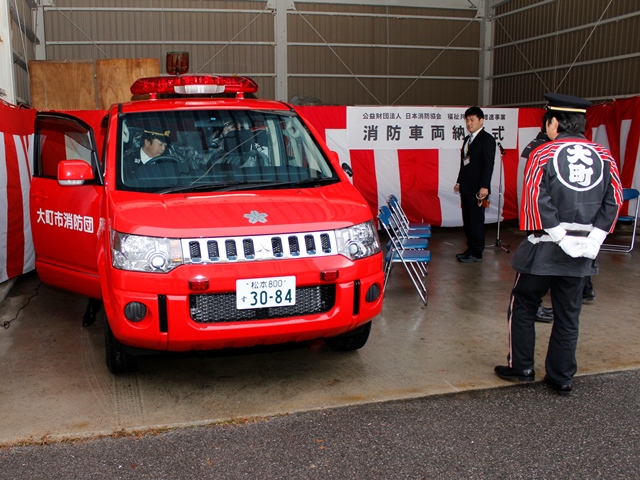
top-left (320, 233), bottom-right (331, 253)
top-left (207, 240), bottom-right (219, 260)
top-left (272, 237), bottom-right (283, 256)
top-left (181, 230), bottom-right (338, 263)
top-left (189, 285), bottom-right (336, 323)
top-left (288, 236), bottom-right (300, 255)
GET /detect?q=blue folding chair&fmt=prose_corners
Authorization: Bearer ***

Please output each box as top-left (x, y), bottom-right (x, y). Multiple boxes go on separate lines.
top-left (380, 205), bottom-right (431, 241)
top-left (380, 205), bottom-right (429, 281)
top-left (379, 206), bottom-right (429, 251)
top-left (387, 194), bottom-right (431, 231)
top-left (379, 207), bottom-right (431, 305)
top-left (601, 188), bottom-right (639, 253)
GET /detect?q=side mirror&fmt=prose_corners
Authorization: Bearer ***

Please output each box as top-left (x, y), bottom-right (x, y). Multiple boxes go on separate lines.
top-left (58, 160), bottom-right (95, 186)
top-left (341, 162), bottom-right (353, 177)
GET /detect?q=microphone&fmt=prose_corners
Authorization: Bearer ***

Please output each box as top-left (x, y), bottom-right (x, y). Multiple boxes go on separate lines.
top-left (497, 142), bottom-right (506, 155)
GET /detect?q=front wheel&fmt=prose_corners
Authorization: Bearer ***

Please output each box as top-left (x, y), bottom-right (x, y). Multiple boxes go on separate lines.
top-left (324, 322), bottom-right (372, 351)
top-left (104, 318), bottom-right (138, 374)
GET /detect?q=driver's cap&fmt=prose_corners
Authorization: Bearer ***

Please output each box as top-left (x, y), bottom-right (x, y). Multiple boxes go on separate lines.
top-left (143, 128), bottom-right (171, 143)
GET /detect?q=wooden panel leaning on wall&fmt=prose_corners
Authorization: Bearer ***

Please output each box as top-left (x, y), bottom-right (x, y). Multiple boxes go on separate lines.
top-left (97, 58), bottom-right (159, 109)
top-left (28, 58), bottom-right (159, 110)
top-left (29, 60), bottom-right (96, 110)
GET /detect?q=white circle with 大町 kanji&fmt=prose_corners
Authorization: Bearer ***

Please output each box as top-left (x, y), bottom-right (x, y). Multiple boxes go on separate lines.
top-left (553, 143), bottom-right (604, 191)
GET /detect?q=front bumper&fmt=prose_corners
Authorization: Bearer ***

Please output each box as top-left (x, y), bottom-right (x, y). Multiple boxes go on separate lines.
top-left (102, 254), bottom-right (384, 352)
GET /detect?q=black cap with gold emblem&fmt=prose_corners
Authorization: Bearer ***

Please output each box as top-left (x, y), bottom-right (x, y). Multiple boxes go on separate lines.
top-left (143, 128), bottom-right (171, 143)
top-left (544, 93), bottom-right (591, 113)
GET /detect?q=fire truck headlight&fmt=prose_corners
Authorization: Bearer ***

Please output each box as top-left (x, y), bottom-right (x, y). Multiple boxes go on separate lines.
top-left (336, 220), bottom-right (381, 261)
top-left (111, 230), bottom-right (183, 273)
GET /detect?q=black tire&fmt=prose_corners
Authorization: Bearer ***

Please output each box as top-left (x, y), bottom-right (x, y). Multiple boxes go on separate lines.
top-left (104, 318), bottom-right (138, 374)
top-left (324, 321), bottom-right (372, 351)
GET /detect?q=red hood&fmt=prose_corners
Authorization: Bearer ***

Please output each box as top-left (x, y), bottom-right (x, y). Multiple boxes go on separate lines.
top-left (108, 182), bottom-right (372, 237)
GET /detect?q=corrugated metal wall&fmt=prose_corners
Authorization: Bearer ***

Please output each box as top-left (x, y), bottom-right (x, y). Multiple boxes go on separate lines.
top-left (8, 0), bottom-right (36, 104)
top-left (287, 4), bottom-right (480, 105)
top-left (39, 0), bottom-right (481, 106)
top-left (492, 0), bottom-right (640, 106)
top-left (42, 1), bottom-right (276, 96)
top-left (13, 0), bottom-right (640, 107)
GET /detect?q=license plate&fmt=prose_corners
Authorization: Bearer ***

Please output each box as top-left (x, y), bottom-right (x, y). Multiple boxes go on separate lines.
top-left (236, 276), bottom-right (296, 309)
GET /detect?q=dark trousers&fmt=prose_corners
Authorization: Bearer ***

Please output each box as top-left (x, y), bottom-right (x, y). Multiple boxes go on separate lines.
top-left (460, 192), bottom-right (486, 257)
top-left (507, 272), bottom-right (584, 385)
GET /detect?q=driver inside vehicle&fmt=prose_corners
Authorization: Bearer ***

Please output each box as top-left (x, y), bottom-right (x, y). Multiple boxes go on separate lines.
top-left (122, 127), bottom-right (180, 186)
top-left (126, 128), bottom-right (170, 167)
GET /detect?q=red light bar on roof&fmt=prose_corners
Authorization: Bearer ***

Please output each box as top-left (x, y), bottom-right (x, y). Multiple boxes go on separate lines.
top-left (130, 75), bottom-right (258, 97)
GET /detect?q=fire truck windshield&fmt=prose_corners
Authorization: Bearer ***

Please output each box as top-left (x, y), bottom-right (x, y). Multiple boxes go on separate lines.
top-left (117, 109), bottom-right (339, 193)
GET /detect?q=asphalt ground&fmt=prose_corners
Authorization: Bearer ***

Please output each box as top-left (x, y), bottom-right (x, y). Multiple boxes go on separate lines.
top-left (2, 369), bottom-right (639, 479)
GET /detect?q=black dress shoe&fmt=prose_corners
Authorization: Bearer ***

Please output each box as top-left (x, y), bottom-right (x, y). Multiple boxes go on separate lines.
top-left (494, 365), bottom-right (535, 382)
top-left (582, 289), bottom-right (595, 303)
top-left (535, 306), bottom-right (554, 323)
top-left (456, 250), bottom-right (469, 260)
top-left (544, 375), bottom-right (573, 396)
top-left (458, 253), bottom-right (482, 263)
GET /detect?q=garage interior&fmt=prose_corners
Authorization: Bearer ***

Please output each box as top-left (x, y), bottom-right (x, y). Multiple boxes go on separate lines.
top-left (1, 0), bottom-right (640, 446)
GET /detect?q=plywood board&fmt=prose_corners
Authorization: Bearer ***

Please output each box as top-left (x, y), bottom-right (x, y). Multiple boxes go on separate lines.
top-left (96, 58), bottom-right (159, 109)
top-left (29, 61), bottom-right (96, 110)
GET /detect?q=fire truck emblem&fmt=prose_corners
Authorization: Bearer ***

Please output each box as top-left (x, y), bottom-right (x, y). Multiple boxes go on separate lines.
top-left (244, 210), bottom-right (268, 224)
top-left (553, 143), bottom-right (603, 191)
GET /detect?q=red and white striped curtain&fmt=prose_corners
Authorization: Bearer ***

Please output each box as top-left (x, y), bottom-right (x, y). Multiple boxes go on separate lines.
top-left (1, 102), bottom-right (35, 283)
top-left (586, 97), bottom-right (640, 216)
top-left (297, 101), bottom-right (640, 225)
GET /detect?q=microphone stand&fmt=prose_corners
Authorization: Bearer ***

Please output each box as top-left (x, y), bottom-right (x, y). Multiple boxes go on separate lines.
top-left (491, 142), bottom-right (510, 253)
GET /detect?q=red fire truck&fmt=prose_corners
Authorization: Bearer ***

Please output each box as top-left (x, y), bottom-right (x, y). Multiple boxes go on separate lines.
top-left (29, 75), bottom-right (384, 373)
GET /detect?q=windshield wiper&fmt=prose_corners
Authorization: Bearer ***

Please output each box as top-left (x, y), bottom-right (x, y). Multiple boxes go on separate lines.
top-left (218, 177), bottom-right (339, 192)
top-left (290, 177), bottom-right (339, 187)
top-left (158, 181), bottom-right (244, 194)
top-left (217, 181), bottom-right (298, 192)
top-left (159, 177), bottom-right (339, 194)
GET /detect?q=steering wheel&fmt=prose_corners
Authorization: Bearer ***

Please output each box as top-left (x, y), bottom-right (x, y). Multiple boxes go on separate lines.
top-left (145, 154), bottom-right (182, 165)
top-left (143, 154), bottom-right (190, 174)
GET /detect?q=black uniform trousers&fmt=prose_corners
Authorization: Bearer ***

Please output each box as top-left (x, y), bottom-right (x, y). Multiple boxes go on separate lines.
top-left (460, 192), bottom-right (486, 258)
top-left (508, 272), bottom-right (583, 385)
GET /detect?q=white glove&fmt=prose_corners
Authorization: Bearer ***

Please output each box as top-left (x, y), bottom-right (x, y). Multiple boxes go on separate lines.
top-left (582, 239), bottom-right (600, 259)
top-left (545, 225), bottom-right (567, 243)
top-left (558, 236), bottom-right (589, 258)
top-left (582, 227), bottom-right (608, 259)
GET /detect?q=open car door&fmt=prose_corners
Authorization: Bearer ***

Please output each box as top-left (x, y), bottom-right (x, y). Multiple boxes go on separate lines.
top-left (30, 112), bottom-right (104, 299)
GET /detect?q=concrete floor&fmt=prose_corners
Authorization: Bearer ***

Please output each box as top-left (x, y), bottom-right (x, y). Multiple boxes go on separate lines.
top-left (0, 221), bottom-right (639, 446)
